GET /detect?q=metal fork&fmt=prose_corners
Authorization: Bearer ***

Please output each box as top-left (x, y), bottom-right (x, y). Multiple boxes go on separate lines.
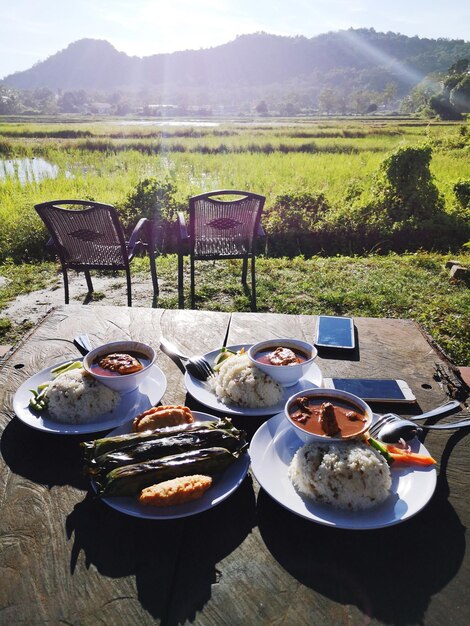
top-left (376, 414), bottom-right (470, 443)
top-left (159, 338), bottom-right (214, 381)
top-left (368, 399), bottom-right (462, 438)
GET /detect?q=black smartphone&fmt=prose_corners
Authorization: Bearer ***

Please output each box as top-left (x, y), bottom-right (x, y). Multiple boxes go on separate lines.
top-left (315, 315), bottom-right (355, 349)
top-left (323, 378), bottom-right (416, 402)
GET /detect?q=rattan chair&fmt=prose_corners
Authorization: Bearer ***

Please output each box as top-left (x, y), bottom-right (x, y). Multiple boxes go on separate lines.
top-left (35, 199), bottom-right (158, 306)
top-left (177, 190), bottom-right (265, 310)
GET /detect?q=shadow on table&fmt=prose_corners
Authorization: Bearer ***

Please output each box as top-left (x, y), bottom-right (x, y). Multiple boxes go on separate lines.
top-left (66, 474), bottom-right (256, 624)
top-left (257, 430), bottom-right (467, 625)
top-left (1, 416), bottom-right (89, 489)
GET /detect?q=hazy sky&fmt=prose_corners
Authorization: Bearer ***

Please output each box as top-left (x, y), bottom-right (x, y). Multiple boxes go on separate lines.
top-left (1, 0), bottom-right (468, 79)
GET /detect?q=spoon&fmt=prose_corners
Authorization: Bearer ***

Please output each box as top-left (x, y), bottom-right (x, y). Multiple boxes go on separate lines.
top-left (378, 416), bottom-right (470, 443)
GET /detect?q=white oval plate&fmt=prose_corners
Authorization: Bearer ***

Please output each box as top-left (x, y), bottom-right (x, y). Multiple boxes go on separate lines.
top-left (13, 359), bottom-right (167, 435)
top-left (249, 412), bottom-right (437, 530)
top-left (184, 344), bottom-right (323, 416)
top-left (96, 412), bottom-right (250, 519)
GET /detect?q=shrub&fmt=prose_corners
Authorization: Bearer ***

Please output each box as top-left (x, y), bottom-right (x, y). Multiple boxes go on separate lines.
top-left (118, 177), bottom-right (184, 251)
top-left (263, 191), bottom-right (330, 235)
top-left (119, 177), bottom-right (181, 226)
top-left (370, 145), bottom-right (445, 226)
top-left (263, 191), bottom-right (330, 255)
top-left (454, 180), bottom-right (470, 211)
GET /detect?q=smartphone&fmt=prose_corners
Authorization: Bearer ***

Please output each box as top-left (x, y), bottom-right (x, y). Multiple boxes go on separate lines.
top-left (323, 378), bottom-right (416, 403)
top-left (315, 315), bottom-right (355, 349)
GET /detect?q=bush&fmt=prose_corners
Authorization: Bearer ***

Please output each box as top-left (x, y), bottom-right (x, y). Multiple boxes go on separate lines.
top-left (119, 177), bottom-right (181, 225)
top-left (259, 148), bottom-right (470, 257)
top-left (454, 180), bottom-right (470, 210)
top-left (370, 145), bottom-right (445, 225)
top-left (263, 191), bottom-right (330, 255)
top-left (118, 177), bottom-right (184, 250)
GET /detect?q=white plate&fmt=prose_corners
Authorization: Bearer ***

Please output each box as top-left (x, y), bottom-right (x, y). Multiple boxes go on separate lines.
top-left (184, 344), bottom-right (323, 416)
top-left (13, 359), bottom-right (167, 435)
top-left (96, 412), bottom-right (250, 519)
top-left (249, 411), bottom-right (437, 529)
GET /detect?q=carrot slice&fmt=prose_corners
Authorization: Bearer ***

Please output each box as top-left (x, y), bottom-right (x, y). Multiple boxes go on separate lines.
top-left (386, 444), bottom-right (436, 466)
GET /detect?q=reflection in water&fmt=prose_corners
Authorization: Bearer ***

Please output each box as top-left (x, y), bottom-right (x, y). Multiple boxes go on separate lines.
top-left (0, 157), bottom-right (72, 184)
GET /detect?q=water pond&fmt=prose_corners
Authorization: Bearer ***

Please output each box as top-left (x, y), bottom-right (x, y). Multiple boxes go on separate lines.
top-left (0, 157), bottom-right (72, 184)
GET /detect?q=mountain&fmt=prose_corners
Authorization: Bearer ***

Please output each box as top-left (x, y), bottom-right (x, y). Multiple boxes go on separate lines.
top-left (2, 29), bottom-right (470, 98)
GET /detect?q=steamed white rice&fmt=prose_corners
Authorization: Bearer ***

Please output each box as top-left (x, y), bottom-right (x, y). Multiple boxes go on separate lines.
top-left (45, 369), bottom-right (120, 423)
top-left (209, 353), bottom-right (282, 408)
top-left (288, 440), bottom-right (391, 510)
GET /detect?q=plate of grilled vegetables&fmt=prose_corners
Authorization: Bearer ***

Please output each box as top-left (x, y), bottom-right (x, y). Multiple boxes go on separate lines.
top-left (82, 405), bottom-right (250, 519)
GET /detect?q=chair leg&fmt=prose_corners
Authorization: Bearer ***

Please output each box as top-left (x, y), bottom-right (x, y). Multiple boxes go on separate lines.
top-left (251, 254), bottom-right (257, 312)
top-left (149, 250), bottom-right (159, 297)
top-left (190, 256), bottom-right (195, 309)
top-left (84, 270), bottom-right (94, 294)
top-left (242, 256), bottom-right (248, 284)
top-left (178, 253), bottom-right (184, 309)
top-left (126, 267), bottom-right (132, 307)
top-left (61, 265), bottom-right (70, 304)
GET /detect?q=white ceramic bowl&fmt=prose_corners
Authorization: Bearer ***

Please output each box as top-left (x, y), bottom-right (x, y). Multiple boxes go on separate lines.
top-left (247, 338), bottom-right (317, 387)
top-left (83, 340), bottom-right (156, 394)
top-left (285, 387), bottom-right (373, 443)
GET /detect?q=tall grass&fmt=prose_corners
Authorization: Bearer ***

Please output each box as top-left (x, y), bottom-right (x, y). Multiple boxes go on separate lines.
top-left (0, 118), bottom-right (468, 261)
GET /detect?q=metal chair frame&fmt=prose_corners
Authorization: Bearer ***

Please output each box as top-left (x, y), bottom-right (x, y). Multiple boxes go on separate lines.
top-left (177, 190), bottom-right (265, 310)
top-left (35, 199), bottom-right (158, 307)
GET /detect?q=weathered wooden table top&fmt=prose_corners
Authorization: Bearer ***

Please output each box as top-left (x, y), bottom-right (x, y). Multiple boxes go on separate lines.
top-left (0, 305), bottom-right (469, 625)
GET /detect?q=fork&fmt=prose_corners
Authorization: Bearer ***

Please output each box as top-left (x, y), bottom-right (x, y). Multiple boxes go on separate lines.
top-left (159, 338), bottom-right (214, 381)
top-left (368, 399), bottom-right (462, 438)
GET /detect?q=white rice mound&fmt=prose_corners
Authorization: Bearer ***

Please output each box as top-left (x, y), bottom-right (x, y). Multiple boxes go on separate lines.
top-left (209, 353), bottom-right (282, 408)
top-left (45, 369), bottom-right (120, 424)
top-left (288, 440), bottom-right (392, 510)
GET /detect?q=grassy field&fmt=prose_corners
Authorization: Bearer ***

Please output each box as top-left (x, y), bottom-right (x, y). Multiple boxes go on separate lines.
top-left (0, 252), bottom-right (469, 364)
top-left (0, 118), bottom-right (469, 253)
top-left (0, 117), bottom-right (469, 362)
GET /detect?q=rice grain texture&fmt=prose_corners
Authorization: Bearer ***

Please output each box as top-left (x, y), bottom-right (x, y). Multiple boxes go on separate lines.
top-left (45, 369), bottom-right (120, 423)
top-left (209, 353), bottom-right (282, 408)
top-left (288, 440), bottom-right (392, 510)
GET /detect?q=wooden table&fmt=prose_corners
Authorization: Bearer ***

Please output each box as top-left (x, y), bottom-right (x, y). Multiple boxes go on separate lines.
top-left (1, 305), bottom-right (469, 625)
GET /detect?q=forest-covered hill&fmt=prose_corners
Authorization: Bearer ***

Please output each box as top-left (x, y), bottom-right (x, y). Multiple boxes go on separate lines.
top-left (2, 29), bottom-right (469, 101)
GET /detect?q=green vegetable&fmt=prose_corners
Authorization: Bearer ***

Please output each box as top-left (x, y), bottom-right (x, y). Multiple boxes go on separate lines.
top-left (96, 446), bottom-right (245, 497)
top-left (367, 436), bottom-right (395, 465)
top-left (50, 360), bottom-right (82, 376)
top-left (29, 385), bottom-right (49, 411)
top-left (29, 359), bottom-right (82, 413)
top-left (213, 347), bottom-right (237, 371)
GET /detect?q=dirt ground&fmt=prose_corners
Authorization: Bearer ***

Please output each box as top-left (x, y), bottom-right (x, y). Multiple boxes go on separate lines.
top-left (0, 272), bottom-right (161, 358)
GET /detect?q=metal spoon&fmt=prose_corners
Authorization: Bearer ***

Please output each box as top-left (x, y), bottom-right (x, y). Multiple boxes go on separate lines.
top-left (378, 416), bottom-right (470, 443)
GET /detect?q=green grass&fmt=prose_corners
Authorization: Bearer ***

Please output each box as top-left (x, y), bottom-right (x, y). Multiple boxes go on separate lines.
top-left (0, 118), bottom-right (468, 362)
top-left (1, 252), bottom-right (468, 364)
top-left (0, 118), bottom-right (469, 261)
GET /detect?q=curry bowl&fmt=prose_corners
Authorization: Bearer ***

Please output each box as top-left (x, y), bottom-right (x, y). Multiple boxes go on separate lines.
top-left (247, 338), bottom-right (317, 387)
top-left (285, 387), bottom-right (373, 443)
top-left (83, 340), bottom-right (156, 393)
